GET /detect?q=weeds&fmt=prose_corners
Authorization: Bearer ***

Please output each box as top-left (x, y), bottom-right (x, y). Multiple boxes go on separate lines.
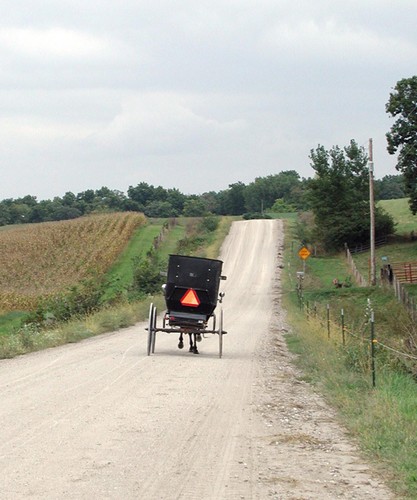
top-left (283, 216), bottom-right (417, 498)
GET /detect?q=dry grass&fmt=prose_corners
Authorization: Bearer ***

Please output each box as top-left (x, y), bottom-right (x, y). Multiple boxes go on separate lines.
top-left (0, 212), bottom-right (146, 310)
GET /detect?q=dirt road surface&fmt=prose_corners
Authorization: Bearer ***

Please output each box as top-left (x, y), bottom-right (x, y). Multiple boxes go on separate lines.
top-left (0, 220), bottom-right (394, 499)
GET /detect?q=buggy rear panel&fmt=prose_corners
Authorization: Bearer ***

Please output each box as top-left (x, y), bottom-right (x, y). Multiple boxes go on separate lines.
top-left (164, 254), bottom-right (223, 320)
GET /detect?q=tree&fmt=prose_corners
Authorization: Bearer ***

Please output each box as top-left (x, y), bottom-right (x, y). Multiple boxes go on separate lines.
top-left (375, 174), bottom-right (405, 200)
top-left (219, 182), bottom-right (246, 215)
top-left (308, 141), bottom-right (394, 251)
top-left (62, 191), bottom-right (77, 206)
top-left (166, 188), bottom-right (186, 214)
top-left (386, 76), bottom-right (417, 214)
top-left (243, 171), bottom-right (302, 213)
top-left (144, 201), bottom-right (175, 217)
top-left (0, 201), bottom-right (11, 225)
top-left (182, 198), bottom-right (208, 217)
top-left (270, 198), bottom-right (296, 213)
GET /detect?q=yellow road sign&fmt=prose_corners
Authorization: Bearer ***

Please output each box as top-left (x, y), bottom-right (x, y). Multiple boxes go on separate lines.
top-left (298, 246), bottom-right (311, 260)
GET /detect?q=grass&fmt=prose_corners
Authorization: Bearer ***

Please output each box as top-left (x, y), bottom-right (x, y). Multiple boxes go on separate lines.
top-left (205, 216), bottom-right (236, 259)
top-left (0, 215), bottom-right (230, 359)
top-left (282, 216), bottom-right (417, 498)
top-left (0, 311), bottom-right (27, 336)
top-left (379, 198), bottom-right (417, 235)
top-left (285, 312), bottom-right (417, 498)
top-left (102, 220), bottom-right (167, 302)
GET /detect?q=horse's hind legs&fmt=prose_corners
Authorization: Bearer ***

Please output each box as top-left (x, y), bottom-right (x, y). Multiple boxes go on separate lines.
top-left (178, 333), bottom-right (184, 349)
top-left (189, 334), bottom-right (199, 354)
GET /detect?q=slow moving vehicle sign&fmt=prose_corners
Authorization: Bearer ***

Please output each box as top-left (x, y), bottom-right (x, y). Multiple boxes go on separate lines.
top-left (180, 288), bottom-right (201, 307)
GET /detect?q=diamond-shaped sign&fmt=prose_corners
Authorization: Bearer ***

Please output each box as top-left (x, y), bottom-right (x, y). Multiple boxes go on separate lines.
top-left (298, 246), bottom-right (311, 260)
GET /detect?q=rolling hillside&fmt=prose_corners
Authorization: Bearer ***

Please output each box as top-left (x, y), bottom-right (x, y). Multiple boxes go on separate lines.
top-left (0, 212), bottom-right (146, 311)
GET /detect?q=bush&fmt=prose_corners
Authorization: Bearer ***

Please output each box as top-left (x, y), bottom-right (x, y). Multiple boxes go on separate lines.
top-left (200, 215), bottom-right (219, 232)
top-left (242, 212), bottom-right (272, 220)
top-left (25, 276), bottom-right (107, 326)
top-left (131, 257), bottom-right (165, 297)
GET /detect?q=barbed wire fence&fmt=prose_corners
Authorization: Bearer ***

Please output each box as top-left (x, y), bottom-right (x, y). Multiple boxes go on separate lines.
top-left (300, 297), bottom-right (417, 388)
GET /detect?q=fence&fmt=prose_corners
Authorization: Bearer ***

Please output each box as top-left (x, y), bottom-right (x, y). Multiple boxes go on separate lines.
top-left (391, 272), bottom-right (417, 323)
top-left (303, 300), bottom-right (417, 388)
top-left (152, 218), bottom-right (177, 250)
top-left (379, 262), bottom-right (417, 322)
top-left (391, 262), bottom-right (417, 284)
top-left (345, 244), bottom-right (417, 321)
top-left (349, 236), bottom-right (388, 254)
top-left (344, 244), bottom-right (367, 287)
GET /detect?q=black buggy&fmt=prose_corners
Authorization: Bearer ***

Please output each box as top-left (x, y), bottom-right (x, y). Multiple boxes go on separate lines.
top-left (146, 254), bottom-right (227, 358)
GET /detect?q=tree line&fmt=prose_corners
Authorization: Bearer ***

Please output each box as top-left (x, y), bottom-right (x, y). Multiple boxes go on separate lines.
top-left (0, 171), bottom-right (405, 227)
top-left (2, 73), bottom-right (417, 253)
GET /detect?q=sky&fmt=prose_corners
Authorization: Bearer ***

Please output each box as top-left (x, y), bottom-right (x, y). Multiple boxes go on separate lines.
top-left (1, 0), bottom-right (416, 201)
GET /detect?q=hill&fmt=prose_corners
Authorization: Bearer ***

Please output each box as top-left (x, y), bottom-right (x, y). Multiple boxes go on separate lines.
top-left (0, 212), bottom-right (146, 311)
top-left (378, 197), bottom-right (416, 235)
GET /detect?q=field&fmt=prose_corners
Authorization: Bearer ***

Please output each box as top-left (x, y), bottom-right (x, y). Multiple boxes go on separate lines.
top-left (0, 212), bottom-right (146, 311)
top-left (379, 197), bottom-right (416, 235)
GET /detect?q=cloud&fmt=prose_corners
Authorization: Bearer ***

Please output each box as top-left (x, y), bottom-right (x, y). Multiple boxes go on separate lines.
top-left (0, 27), bottom-right (109, 59)
top-left (260, 18), bottom-right (417, 67)
top-left (0, 0), bottom-right (415, 200)
top-left (89, 93), bottom-right (247, 156)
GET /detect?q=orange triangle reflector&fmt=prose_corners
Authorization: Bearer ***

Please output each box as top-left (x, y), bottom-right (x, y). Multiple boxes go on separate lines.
top-left (180, 289), bottom-right (200, 307)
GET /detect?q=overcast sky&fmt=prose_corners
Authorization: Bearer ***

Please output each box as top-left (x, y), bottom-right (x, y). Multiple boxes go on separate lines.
top-left (1, 0), bottom-right (416, 201)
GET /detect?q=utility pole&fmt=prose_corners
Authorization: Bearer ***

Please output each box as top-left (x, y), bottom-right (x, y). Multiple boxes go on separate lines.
top-left (369, 138), bottom-right (376, 286)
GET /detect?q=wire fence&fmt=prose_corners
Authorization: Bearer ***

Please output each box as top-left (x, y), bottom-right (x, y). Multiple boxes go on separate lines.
top-left (300, 298), bottom-right (417, 388)
top-left (345, 243), bottom-right (417, 321)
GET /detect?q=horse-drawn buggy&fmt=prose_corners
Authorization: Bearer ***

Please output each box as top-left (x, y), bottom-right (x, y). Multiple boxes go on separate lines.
top-left (146, 254), bottom-right (227, 358)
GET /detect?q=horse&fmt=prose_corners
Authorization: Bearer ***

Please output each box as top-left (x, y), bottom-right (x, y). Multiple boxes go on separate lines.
top-left (178, 332), bottom-right (202, 354)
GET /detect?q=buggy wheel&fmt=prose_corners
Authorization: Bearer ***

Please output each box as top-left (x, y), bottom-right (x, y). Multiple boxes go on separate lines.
top-left (147, 303), bottom-right (156, 356)
top-left (218, 308), bottom-right (224, 358)
top-left (151, 306), bottom-right (157, 353)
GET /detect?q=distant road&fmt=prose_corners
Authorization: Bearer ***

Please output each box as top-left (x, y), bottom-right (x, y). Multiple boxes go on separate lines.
top-left (0, 219), bottom-right (393, 499)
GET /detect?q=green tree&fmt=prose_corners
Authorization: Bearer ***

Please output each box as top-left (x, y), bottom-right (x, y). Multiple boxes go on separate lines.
top-left (386, 76), bottom-right (417, 214)
top-left (62, 191), bottom-right (77, 206)
top-left (308, 141), bottom-right (394, 251)
top-left (375, 174), bottom-right (405, 200)
top-left (270, 198), bottom-right (296, 213)
top-left (243, 171), bottom-right (301, 213)
top-left (219, 182), bottom-right (246, 215)
top-left (182, 198), bottom-right (207, 217)
top-left (0, 201), bottom-right (11, 225)
top-left (144, 201), bottom-right (175, 217)
top-left (166, 188), bottom-right (186, 214)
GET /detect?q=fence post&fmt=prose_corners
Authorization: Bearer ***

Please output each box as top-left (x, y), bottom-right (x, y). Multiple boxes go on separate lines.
top-left (296, 272), bottom-right (304, 310)
top-left (327, 303), bottom-right (330, 339)
top-left (341, 308), bottom-right (345, 346)
top-left (370, 311), bottom-right (376, 388)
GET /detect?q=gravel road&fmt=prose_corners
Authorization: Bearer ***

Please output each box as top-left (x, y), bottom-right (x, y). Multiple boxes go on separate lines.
top-left (0, 219), bottom-right (394, 499)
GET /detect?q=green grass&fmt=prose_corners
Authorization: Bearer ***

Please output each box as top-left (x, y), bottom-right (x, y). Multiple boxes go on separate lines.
top-left (102, 220), bottom-right (167, 302)
top-left (302, 253), bottom-right (351, 289)
top-left (285, 313), bottom-right (417, 498)
top-left (282, 216), bottom-right (417, 498)
top-left (205, 216), bottom-right (236, 259)
top-left (155, 219), bottom-right (187, 262)
top-left (0, 215), bottom-right (231, 359)
top-left (379, 198), bottom-right (417, 235)
top-left (0, 311), bottom-right (27, 336)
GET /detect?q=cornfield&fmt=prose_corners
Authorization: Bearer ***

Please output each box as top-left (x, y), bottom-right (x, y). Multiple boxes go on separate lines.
top-left (0, 212), bottom-right (146, 310)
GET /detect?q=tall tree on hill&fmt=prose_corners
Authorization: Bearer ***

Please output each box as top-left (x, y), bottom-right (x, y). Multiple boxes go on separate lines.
top-left (308, 140), bottom-right (394, 251)
top-left (243, 171), bottom-right (302, 213)
top-left (386, 76), bottom-right (417, 214)
top-left (218, 182), bottom-right (247, 215)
